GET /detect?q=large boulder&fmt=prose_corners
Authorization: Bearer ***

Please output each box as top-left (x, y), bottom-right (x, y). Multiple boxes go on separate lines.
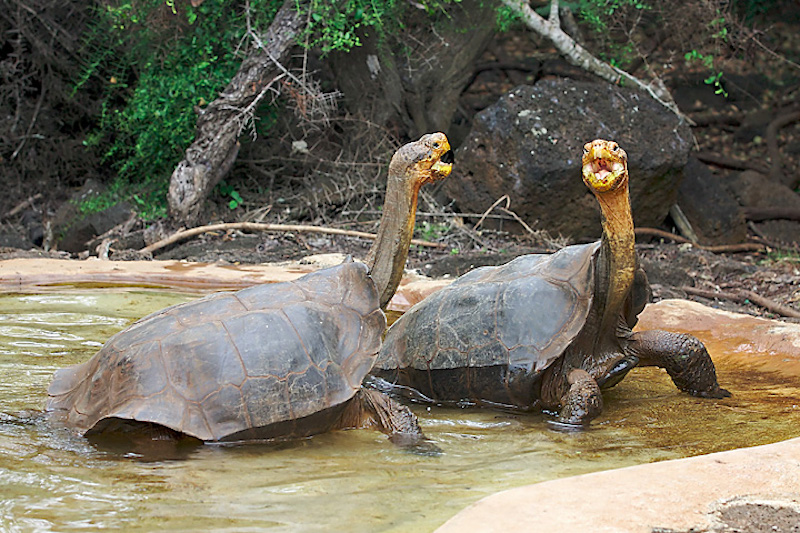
top-left (676, 157), bottom-right (747, 245)
top-left (445, 80), bottom-right (693, 239)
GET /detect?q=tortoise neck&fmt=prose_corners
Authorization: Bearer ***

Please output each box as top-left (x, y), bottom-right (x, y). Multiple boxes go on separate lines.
top-left (595, 183), bottom-right (636, 331)
top-left (366, 168), bottom-right (423, 310)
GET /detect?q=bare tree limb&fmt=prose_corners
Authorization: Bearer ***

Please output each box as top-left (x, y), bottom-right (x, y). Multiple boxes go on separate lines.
top-left (500, 0), bottom-right (689, 122)
top-left (695, 151), bottom-right (771, 174)
top-left (1, 193), bottom-right (42, 220)
top-left (166, 0), bottom-right (306, 227)
top-left (743, 207), bottom-right (800, 222)
top-left (682, 286), bottom-right (800, 319)
top-left (635, 227), bottom-right (766, 253)
top-left (139, 221), bottom-right (448, 255)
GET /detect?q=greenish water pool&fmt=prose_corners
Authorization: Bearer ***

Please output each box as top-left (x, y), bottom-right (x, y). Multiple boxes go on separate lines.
top-left (1, 289), bottom-right (799, 532)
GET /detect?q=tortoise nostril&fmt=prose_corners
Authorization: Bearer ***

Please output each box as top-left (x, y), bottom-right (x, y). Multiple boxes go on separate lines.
top-left (441, 150), bottom-right (454, 164)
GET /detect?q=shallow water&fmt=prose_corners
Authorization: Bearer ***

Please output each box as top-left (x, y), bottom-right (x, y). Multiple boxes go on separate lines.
top-left (1, 289), bottom-right (799, 532)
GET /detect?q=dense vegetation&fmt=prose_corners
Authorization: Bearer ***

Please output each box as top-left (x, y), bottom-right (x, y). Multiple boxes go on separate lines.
top-left (0, 0), bottom-right (788, 223)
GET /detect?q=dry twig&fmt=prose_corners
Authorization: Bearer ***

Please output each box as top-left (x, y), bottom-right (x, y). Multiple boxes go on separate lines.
top-left (2, 193), bottom-right (42, 220)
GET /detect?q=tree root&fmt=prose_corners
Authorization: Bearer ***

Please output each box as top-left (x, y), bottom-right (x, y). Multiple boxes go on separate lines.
top-left (139, 222), bottom-right (448, 255)
top-left (635, 227), bottom-right (766, 253)
top-left (682, 286), bottom-right (800, 319)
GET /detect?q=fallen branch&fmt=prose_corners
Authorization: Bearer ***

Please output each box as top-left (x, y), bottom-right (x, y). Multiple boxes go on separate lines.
top-left (635, 227), bottom-right (766, 253)
top-left (743, 207), bottom-right (800, 222)
top-left (687, 110), bottom-right (743, 128)
top-left (695, 151), bottom-right (771, 174)
top-left (682, 286), bottom-right (800, 319)
top-left (139, 221), bottom-right (447, 255)
top-left (2, 193), bottom-right (42, 220)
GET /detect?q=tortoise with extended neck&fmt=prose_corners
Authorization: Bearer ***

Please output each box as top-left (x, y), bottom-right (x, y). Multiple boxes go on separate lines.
top-left (373, 139), bottom-right (729, 426)
top-left (47, 132), bottom-right (454, 443)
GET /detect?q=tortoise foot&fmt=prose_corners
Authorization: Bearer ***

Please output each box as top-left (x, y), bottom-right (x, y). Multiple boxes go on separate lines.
top-left (687, 384), bottom-right (732, 399)
top-left (555, 369), bottom-right (603, 426)
top-left (390, 433), bottom-right (442, 455)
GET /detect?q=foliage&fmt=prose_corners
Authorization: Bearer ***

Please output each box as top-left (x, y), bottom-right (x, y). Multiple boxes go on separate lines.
top-left (575, 0), bottom-right (650, 35)
top-left (416, 221), bottom-right (450, 241)
top-left (495, 3), bottom-right (522, 32)
top-left (684, 50), bottom-right (728, 97)
top-left (217, 180), bottom-right (245, 210)
top-left (78, 0), bottom-right (281, 219)
top-left (572, 0), bottom-right (734, 96)
top-left (77, 0), bottom-right (466, 219)
top-left (299, 0), bottom-right (463, 53)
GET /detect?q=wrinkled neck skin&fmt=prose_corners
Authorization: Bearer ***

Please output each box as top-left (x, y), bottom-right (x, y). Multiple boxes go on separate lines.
top-left (594, 183), bottom-right (636, 334)
top-left (366, 164), bottom-right (423, 310)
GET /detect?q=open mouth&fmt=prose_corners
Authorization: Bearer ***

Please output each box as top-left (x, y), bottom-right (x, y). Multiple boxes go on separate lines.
top-left (431, 150), bottom-right (455, 177)
top-left (582, 157), bottom-right (625, 190)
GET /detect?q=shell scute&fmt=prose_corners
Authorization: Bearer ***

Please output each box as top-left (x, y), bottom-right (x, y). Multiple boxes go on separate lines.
top-left (159, 320), bottom-right (247, 402)
top-left (239, 376), bottom-right (293, 429)
top-left (287, 365), bottom-right (329, 419)
top-left (223, 310), bottom-right (310, 379)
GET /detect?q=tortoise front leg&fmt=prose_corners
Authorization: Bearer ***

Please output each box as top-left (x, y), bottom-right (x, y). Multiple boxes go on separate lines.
top-left (554, 368), bottom-right (603, 427)
top-left (627, 330), bottom-right (731, 398)
top-left (340, 388), bottom-right (437, 452)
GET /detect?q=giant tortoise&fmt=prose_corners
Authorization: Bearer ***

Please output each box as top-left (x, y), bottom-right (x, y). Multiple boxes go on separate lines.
top-left (47, 132), bottom-right (454, 443)
top-left (373, 139), bottom-right (729, 427)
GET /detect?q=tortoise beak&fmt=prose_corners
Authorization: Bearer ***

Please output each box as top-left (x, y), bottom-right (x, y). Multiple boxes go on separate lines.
top-left (431, 150), bottom-right (454, 179)
top-left (582, 148), bottom-right (626, 192)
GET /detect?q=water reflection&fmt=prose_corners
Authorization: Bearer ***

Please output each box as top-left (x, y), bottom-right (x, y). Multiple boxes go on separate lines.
top-left (0, 289), bottom-right (798, 532)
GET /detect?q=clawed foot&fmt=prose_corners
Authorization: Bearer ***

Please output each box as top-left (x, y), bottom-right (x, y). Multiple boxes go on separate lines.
top-left (685, 385), bottom-right (731, 399)
top-left (555, 369), bottom-right (603, 427)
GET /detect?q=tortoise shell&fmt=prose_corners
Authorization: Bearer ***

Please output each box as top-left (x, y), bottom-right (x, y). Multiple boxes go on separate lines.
top-left (47, 261), bottom-right (385, 441)
top-left (374, 242), bottom-right (601, 407)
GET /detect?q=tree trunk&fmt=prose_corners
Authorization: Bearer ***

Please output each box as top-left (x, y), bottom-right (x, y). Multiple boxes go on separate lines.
top-left (329, 0), bottom-right (496, 142)
top-left (166, 0), bottom-right (305, 228)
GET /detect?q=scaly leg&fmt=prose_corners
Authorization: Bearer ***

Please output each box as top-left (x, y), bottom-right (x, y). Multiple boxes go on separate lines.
top-left (341, 388), bottom-right (438, 452)
top-left (627, 329), bottom-right (731, 398)
top-left (555, 368), bottom-right (603, 426)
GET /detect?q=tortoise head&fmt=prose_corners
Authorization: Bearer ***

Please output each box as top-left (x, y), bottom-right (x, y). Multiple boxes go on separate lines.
top-left (390, 132), bottom-right (454, 186)
top-left (581, 139), bottom-right (628, 194)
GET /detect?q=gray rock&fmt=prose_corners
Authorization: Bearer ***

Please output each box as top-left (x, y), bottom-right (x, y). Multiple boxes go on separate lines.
top-left (445, 79), bottom-right (693, 239)
top-left (51, 179), bottom-right (134, 253)
top-left (677, 157), bottom-right (747, 245)
top-left (729, 170), bottom-right (800, 244)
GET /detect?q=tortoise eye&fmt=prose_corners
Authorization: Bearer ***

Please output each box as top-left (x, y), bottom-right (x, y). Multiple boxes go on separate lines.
top-left (610, 143), bottom-right (619, 152)
top-left (432, 142), bottom-right (440, 149)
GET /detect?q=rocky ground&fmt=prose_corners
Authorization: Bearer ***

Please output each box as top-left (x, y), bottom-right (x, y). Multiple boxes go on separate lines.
top-left (1, 226), bottom-right (797, 324)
